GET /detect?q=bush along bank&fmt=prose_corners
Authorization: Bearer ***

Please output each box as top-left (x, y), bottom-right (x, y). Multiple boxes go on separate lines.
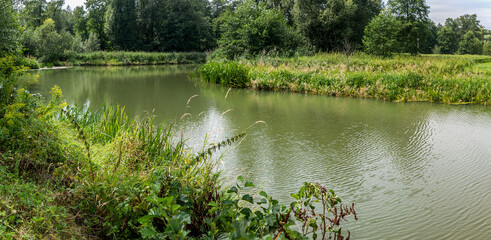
top-left (198, 53), bottom-right (491, 105)
top-left (0, 57), bottom-right (356, 239)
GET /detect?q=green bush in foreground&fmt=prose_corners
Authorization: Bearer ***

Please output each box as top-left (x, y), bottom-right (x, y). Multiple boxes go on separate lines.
top-left (199, 53), bottom-right (491, 104)
top-left (0, 57), bottom-right (356, 239)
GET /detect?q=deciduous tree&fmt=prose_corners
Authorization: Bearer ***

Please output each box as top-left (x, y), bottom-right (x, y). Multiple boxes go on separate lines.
top-left (363, 9), bottom-right (401, 56)
top-left (217, 0), bottom-right (296, 59)
top-left (293, 0), bottom-right (357, 51)
top-left (388, 0), bottom-right (431, 54)
top-left (104, 0), bottom-right (138, 50)
top-left (0, 0), bottom-right (21, 56)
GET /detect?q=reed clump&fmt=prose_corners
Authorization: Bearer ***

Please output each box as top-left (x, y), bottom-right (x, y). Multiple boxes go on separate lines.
top-left (199, 53), bottom-right (491, 104)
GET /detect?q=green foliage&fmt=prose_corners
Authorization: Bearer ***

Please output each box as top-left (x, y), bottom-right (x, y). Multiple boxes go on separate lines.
top-left (86, 0), bottom-right (110, 50)
top-left (458, 31), bottom-right (483, 55)
top-left (363, 10), bottom-right (402, 57)
top-left (73, 6), bottom-right (88, 40)
top-left (439, 14), bottom-right (486, 55)
top-left (14, 56), bottom-right (40, 70)
top-left (437, 26), bottom-right (459, 54)
top-left (0, 173), bottom-right (83, 239)
top-left (84, 32), bottom-right (101, 52)
top-left (0, 0), bottom-right (21, 56)
top-left (21, 0), bottom-right (48, 28)
top-left (388, 0), bottom-right (432, 54)
top-left (388, 0), bottom-right (429, 22)
top-left (216, 0), bottom-right (299, 59)
top-left (293, 0), bottom-right (358, 52)
top-left (32, 18), bottom-right (72, 63)
top-left (157, 0), bottom-right (213, 52)
top-left (350, 0), bottom-right (383, 48)
top-left (104, 0), bottom-right (138, 51)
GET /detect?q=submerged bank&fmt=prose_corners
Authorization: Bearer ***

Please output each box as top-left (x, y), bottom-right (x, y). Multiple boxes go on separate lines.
top-left (199, 53), bottom-right (491, 105)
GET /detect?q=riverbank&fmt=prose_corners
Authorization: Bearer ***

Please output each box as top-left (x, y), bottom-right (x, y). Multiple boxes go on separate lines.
top-left (23, 51), bottom-right (207, 69)
top-left (199, 53), bottom-right (491, 105)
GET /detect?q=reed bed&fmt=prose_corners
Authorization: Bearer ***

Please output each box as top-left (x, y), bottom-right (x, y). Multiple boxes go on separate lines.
top-left (199, 53), bottom-right (491, 104)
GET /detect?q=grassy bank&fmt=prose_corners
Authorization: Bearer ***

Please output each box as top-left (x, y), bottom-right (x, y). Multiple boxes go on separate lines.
top-left (199, 53), bottom-right (491, 105)
top-left (1, 57), bottom-right (356, 239)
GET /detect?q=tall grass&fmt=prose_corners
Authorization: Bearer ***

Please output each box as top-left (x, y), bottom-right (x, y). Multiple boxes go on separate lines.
top-left (199, 53), bottom-right (491, 104)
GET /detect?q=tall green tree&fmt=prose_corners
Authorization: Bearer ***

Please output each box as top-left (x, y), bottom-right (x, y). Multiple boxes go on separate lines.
top-left (85, 0), bottom-right (109, 50)
top-left (454, 14), bottom-right (483, 39)
top-left (32, 18), bottom-right (68, 62)
top-left (217, 0), bottom-right (297, 59)
top-left (293, 0), bottom-right (357, 51)
top-left (21, 0), bottom-right (47, 28)
top-left (0, 0), bottom-right (21, 56)
top-left (157, 0), bottom-right (212, 52)
top-left (437, 26), bottom-right (459, 54)
top-left (45, 0), bottom-right (65, 31)
top-left (363, 9), bottom-right (401, 56)
top-left (73, 6), bottom-right (88, 39)
top-left (458, 31), bottom-right (483, 55)
top-left (105, 0), bottom-right (138, 50)
top-left (350, 0), bottom-right (382, 48)
top-left (439, 14), bottom-right (485, 55)
top-left (388, 0), bottom-right (431, 54)
top-left (135, 0), bottom-right (164, 51)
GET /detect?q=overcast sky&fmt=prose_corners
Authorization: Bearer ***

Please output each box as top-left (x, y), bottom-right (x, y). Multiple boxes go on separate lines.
top-left (64, 0), bottom-right (491, 29)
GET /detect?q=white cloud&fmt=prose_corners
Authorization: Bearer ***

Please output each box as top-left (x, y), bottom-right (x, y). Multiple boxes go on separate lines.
top-left (64, 0), bottom-right (85, 9)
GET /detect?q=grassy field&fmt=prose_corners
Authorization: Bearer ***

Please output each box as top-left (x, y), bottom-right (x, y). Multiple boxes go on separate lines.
top-left (199, 53), bottom-right (491, 105)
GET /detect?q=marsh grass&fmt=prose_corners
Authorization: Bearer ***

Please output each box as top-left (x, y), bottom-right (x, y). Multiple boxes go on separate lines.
top-left (199, 53), bottom-right (491, 104)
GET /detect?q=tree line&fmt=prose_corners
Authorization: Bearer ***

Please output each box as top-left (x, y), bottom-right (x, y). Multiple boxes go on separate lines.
top-left (2, 0), bottom-right (491, 62)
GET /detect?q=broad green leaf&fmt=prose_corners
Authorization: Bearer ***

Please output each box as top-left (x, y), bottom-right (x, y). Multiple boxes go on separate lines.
top-left (242, 194), bottom-right (254, 204)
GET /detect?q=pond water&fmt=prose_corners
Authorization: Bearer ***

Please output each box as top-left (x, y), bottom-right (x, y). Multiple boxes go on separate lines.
top-left (31, 66), bottom-right (491, 239)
